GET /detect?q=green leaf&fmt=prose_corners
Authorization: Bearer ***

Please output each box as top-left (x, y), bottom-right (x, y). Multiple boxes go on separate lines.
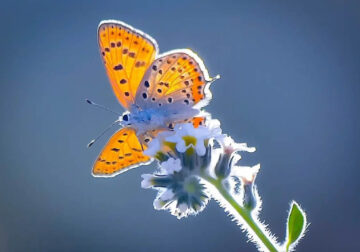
top-left (285, 201), bottom-right (307, 251)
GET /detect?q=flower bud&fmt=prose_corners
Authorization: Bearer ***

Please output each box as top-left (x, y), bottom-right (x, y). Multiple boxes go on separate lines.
top-left (231, 164), bottom-right (260, 211)
top-left (243, 182), bottom-right (257, 210)
top-left (214, 152), bottom-right (236, 179)
top-left (213, 136), bottom-right (255, 180)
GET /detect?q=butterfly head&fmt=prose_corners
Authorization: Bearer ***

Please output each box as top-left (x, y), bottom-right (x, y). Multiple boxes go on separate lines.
top-left (120, 112), bottom-right (132, 126)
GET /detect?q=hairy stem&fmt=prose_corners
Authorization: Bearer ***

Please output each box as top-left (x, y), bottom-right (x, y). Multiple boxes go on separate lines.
top-left (202, 174), bottom-right (279, 252)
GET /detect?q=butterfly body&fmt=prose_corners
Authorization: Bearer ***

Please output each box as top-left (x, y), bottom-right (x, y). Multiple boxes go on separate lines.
top-left (122, 103), bottom-right (199, 135)
top-left (92, 20), bottom-right (217, 177)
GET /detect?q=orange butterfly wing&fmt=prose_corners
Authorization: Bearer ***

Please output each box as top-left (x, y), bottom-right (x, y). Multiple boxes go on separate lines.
top-left (135, 49), bottom-right (214, 109)
top-left (190, 116), bottom-right (206, 128)
top-left (98, 20), bottom-right (158, 109)
top-left (92, 128), bottom-right (151, 177)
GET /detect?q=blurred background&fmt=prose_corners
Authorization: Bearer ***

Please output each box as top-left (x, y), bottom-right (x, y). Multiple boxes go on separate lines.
top-left (1, 0), bottom-right (359, 251)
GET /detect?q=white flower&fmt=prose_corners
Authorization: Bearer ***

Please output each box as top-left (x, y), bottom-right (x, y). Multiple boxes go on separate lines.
top-left (141, 168), bottom-right (210, 219)
top-left (143, 130), bottom-right (173, 156)
top-left (229, 164), bottom-right (261, 211)
top-left (160, 158), bottom-right (182, 174)
top-left (217, 136), bottom-right (256, 155)
top-left (212, 135), bottom-right (257, 179)
top-left (230, 164), bottom-right (260, 184)
top-left (165, 120), bottom-right (222, 156)
top-left (144, 118), bottom-right (222, 159)
top-left (207, 118), bottom-right (223, 139)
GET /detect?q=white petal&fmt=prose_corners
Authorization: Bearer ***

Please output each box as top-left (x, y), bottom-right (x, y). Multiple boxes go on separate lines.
top-left (237, 143), bottom-right (256, 153)
top-left (161, 158), bottom-right (182, 174)
top-left (141, 174), bottom-right (153, 188)
top-left (153, 198), bottom-right (165, 210)
top-left (143, 138), bottom-right (161, 156)
top-left (218, 136), bottom-right (256, 153)
top-left (175, 139), bottom-right (188, 153)
top-left (160, 189), bottom-right (175, 201)
top-left (230, 164), bottom-right (260, 184)
top-left (195, 141), bottom-right (206, 156)
top-left (178, 203), bottom-right (188, 214)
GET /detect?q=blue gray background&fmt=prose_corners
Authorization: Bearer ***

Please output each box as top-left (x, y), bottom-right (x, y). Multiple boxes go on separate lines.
top-left (1, 0), bottom-right (359, 251)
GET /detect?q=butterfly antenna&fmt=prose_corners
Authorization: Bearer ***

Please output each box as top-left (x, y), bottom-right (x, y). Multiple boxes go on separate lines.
top-left (209, 74), bottom-right (221, 84)
top-left (86, 99), bottom-right (122, 116)
top-left (87, 119), bottom-right (120, 148)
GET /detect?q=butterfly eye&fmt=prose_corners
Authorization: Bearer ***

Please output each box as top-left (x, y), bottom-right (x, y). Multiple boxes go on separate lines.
top-left (122, 114), bottom-right (129, 121)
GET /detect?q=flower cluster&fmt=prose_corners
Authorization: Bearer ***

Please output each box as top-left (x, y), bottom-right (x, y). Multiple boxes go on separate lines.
top-left (141, 119), bottom-right (258, 218)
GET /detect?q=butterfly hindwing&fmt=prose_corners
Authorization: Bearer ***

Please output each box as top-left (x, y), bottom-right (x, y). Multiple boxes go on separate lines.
top-left (92, 127), bottom-right (151, 177)
top-left (135, 49), bottom-right (212, 110)
top-left (98, 20), bottom-right (158, 109)
top-left (190, 116), bottom-right (207, 128)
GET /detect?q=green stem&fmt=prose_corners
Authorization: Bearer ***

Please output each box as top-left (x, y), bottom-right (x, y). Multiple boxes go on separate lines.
top-left (202, 175), bottom-right (279, 252)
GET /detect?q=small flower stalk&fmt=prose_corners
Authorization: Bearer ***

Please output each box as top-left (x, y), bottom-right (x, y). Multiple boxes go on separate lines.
top-left (141, 118), bottom-right (308, 252)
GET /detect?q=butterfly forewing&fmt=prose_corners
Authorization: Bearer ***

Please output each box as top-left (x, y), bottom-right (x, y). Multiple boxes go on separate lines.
top-left (92, 127), bottom-right (151, 177)
top-left (98, 20), bottom-right (158, 109)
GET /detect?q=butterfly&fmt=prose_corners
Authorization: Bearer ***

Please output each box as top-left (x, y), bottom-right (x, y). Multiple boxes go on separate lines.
top-left (92, 20), bottom-right (218, 177)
